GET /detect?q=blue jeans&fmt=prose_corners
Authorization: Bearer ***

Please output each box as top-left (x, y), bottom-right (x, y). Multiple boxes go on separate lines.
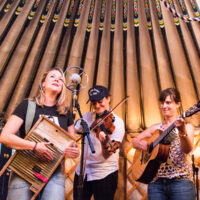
top-left (148, 178), bottom-right (195, 200)
top-left (7, 166), bottom-right (65, 200)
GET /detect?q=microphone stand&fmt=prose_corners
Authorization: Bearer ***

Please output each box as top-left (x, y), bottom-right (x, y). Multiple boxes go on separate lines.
top-left (192, 155), bottom-right (199, 200)
top-left (74, 99), bottom-right (95, 200)
top-left (72, 92), bottom-right (78, 119)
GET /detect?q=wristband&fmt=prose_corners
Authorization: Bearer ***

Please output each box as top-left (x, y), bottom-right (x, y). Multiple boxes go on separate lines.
top-left (33, 142), bottom-right (37, 151)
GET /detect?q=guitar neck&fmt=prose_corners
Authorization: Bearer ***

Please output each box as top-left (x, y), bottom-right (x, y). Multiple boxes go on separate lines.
top-left (148, 101), bottom-right (200, 153)
top-left (152, 123), bottom-right (176, 149)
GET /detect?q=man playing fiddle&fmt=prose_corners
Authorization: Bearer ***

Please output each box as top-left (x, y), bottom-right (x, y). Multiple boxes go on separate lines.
top-left (73, 85), bottom-right (125, 200)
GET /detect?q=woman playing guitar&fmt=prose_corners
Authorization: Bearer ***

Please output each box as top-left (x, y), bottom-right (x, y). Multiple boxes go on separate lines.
top-left (132, 88), bottom-right (195, 200)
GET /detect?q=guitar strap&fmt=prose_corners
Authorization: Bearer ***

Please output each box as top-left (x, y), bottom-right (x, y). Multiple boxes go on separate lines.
top-left (25, 100), bottom-right (36, 134)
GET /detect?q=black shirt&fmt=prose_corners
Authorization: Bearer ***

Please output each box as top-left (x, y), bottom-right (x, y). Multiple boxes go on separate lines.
top-left (13, 99), bottom-right (74, 138)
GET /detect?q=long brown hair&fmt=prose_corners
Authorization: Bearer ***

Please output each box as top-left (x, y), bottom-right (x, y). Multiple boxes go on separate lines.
top-left (34, 67), bottom-right (69, 115)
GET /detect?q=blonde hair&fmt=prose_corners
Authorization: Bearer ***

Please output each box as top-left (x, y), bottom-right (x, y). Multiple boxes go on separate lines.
top-left (34, 67), bottom-right (69, 115)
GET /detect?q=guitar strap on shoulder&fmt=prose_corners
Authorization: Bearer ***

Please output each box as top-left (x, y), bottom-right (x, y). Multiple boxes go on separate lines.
top-left (25, 100), bottom-right (36, 134)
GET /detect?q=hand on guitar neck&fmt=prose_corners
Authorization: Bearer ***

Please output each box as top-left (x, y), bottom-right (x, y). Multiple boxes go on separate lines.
top-left (174, 117), bottom-right (186, 134)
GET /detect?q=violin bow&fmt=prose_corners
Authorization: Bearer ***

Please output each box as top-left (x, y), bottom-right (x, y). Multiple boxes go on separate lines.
top-left (90, 96), bottom-right (129, 132)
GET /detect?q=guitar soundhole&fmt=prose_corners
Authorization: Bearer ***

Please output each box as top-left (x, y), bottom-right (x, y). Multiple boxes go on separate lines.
top-left (141, 152), bottom-right (151, 164)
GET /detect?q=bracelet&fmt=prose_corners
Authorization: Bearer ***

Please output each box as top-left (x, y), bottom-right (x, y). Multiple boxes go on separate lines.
top-left (33, 142), bottom-right (37, 151)
top-left (179, 133), bottom-right (188, 138)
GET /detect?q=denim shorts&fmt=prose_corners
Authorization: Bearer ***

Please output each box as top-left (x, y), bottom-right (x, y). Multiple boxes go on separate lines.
top-left (7, 166), bottom-right (65, 200)
top-left (148, 177), bottom-right (195, 200)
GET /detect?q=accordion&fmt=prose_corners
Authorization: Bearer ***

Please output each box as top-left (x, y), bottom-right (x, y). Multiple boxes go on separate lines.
top-left (0, 115), bottom-right (76, 200)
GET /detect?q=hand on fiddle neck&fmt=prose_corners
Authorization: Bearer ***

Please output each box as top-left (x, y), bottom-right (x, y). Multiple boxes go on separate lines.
top-left (98, 131), bottom-right (107, 142)
top-left (98, 131), bottom-right (113, 158)
top-left (99, 131), bottom-right (121, 158)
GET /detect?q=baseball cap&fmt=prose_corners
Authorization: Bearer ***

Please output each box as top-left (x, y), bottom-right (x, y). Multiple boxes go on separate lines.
top-left (88, 85), bottom-right (110, 102)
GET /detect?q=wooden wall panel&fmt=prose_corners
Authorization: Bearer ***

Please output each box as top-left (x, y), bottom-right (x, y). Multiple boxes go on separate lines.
top-left (0, 1), bottom-right (199, 199)
top-left (64, 0), bottom-right (93, 108)
top-left (79, 0), bottom-right (103, 115)
top-left (96, 0), bottom-right (112, 86)
top-left (138, 0), bottom-right (161, 127)
top-left (67, 0), bottom-right (92, 66)
top-left (0, 0), bottom-right (20, 40)
top-left (0, 0), bottom-right (36, 112)
top-left (29, 0), bottom-right (71, 97)
top-left (0, 0), bottom-right (7, 11)
top-left (0, 0), bottom-right (47, 115)
top-left (149, 0), bottom-right (175, 90)
top-left (5, 0), bottom-right (58, 117)
top-left (0, 0), bottom-right (35, 75)
top-left (174, 0), bottom-right (200, 96)
top-left (55, 1), bottom-right (80, 69)
top-left (160, 0), bottom-right (199, 125)
top-left (184, 0), bottom-right (200, 52)
top-left (0, 0), bottom-right (199, 129)
top-left (110, 0), bottom-right (125, 119)
top-left (126, 0), bottom-right (141, 131)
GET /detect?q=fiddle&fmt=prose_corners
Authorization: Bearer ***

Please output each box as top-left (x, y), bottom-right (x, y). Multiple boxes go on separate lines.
top-left (90, 111), bottom-right (115, 149)
top-left (91, 113), bottom-right (120, 154)
top-left (76, 96), bottom-right (129, 152)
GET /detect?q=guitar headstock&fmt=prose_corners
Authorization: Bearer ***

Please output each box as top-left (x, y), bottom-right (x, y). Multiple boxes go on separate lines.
top-left (184, 101), bottom-right (200, 118)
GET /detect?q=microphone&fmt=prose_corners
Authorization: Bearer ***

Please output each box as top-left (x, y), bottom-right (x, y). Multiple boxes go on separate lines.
top-left (69, 73), bottom-right (81, 85)
top-left (63, 66), bottom-right (88, 118)
top-left (70, 73), bottom-right (81, 119)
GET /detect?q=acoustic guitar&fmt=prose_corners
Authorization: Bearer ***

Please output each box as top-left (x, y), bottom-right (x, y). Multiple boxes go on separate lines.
top-left (132, 101), bottom-right (200, 184)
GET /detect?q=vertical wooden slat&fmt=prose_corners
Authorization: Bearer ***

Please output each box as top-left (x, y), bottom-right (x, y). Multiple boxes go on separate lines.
top-left (5, 0), bottom-right (57, 117)
top-left (0, 0), bottom-right (20, 39)
top-left (112, 5), bottom-right (126, 199)
top-left (0, 0), bottom-right (36, 112)
top-left (0, 0), bottom-right (35, 75)
top-left (174, 0), bottom-right (200, 98)
top-left (184, 0), bottom-right (200, 52)
top-left (0, 1), bottom-right (45, 112)
top-left (78, 0), bottom-right (102, 115)
top-left (29, 0), bottom-right (71, 97)
top-left (110, 0), bottom-right (125, 120)
top-left (138, 0), bottom-right (161, 127)
top-left (96, 0), bottom-right (112, 86)
top-left (67, 0), bottom-right (92, 66)
top-left (0, 0), bottom-right (7, 11)
top-left (126, 0), bottom-right (142, 132)
top-left (63, 0), bottom-right (92, 109)
top-left (0, 0), bottom-right (47, 113)
top-left (149, 0), bottom-right (175, 90)
top-left (55, 0), bottom-right (80, 68)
